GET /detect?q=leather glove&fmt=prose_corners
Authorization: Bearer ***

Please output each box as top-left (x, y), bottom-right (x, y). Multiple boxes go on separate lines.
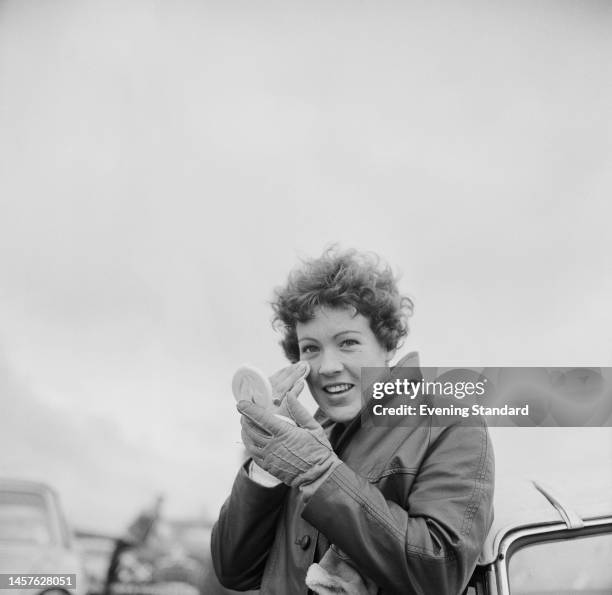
top-left (238, 393), bottom-right (341, 488)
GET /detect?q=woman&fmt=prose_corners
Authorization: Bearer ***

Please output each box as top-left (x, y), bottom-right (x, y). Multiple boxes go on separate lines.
top-left (211, 248), bottom-right (494, 594)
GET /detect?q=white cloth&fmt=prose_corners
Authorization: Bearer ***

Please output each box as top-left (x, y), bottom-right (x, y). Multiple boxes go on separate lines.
top-left (305, 546), bottom-right (378, 595)
top-left (248, 460), bottom-right (283, 487)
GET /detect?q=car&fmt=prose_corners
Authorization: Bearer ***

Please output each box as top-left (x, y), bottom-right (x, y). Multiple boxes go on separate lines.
top-left (466, 435), bottom-right (612, 595)
top-left (0, 479), bottom-right (87, 595)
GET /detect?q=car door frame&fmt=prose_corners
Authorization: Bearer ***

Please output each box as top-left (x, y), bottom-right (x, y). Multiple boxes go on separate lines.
top-left (484, 516), bottom-right (612, 595)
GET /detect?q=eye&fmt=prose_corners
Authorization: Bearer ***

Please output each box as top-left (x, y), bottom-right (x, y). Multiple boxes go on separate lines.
top-left (300, 344), bottom-right (319, 355)
top-left (340, 338), bottom-right (359, 348)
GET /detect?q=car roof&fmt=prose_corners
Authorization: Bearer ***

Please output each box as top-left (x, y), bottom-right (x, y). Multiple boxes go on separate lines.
top-left (478, 473), bottom-right (612, 565)
top-left (0, 477), bottom-right (57, 496)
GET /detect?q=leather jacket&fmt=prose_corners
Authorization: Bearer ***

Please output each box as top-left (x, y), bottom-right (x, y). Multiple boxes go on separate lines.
top-left (211, 359), bottom-right (495, 594)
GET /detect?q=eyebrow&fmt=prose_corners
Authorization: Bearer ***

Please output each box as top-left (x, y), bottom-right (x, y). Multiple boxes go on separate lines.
top-left (297, 330), bottom-right (363, 343)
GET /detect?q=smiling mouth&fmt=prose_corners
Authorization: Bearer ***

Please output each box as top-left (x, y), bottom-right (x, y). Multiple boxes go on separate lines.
top-left (323, 383), bottom-right (355, 395)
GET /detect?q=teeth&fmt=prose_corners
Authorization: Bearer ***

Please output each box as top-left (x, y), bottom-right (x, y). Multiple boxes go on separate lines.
top-left (325, 384), bottom-right (352, 394)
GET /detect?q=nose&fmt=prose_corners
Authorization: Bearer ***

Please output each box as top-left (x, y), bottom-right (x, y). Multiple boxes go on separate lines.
top-left (318, 349), bottom-right (343, 376)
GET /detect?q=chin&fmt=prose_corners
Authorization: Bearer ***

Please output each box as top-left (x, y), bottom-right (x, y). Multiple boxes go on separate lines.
top-left (324, 403), bottom-right (362, 423)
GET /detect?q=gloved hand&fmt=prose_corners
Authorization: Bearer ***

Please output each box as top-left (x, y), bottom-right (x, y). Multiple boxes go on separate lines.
top-left (238, 391), bottom-right (341, 488)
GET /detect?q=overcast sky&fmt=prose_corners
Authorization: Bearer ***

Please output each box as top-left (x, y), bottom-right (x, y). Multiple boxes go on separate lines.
top-left (0, 1), bottom-right (611, 533)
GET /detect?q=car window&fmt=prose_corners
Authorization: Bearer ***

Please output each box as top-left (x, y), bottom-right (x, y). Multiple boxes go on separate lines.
top-left (508, 531), bottom-right (612, 594)
top-left (0, 491), bottom-right (53, 545)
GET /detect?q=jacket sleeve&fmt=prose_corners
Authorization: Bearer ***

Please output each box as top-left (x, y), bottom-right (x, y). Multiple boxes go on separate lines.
top-left (301, 419), bottom-right (495, 595)
top-left (210, 461), bottom-right (289, 590)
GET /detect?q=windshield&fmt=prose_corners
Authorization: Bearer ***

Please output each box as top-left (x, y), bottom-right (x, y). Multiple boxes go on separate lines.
top-left (508, 531), bottom-right (612, 595)
top-left (0, 491), bottom-right (53, 545)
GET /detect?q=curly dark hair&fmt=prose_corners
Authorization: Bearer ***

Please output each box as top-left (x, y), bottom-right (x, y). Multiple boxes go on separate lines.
top-left (271, 248), bottom-right (414, 362)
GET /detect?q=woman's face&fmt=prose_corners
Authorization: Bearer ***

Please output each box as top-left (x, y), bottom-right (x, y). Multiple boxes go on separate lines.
top-left (297, 306), bottom-right (392, 423)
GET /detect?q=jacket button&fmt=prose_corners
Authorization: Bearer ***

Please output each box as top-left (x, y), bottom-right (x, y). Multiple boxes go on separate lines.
top-left (297, 535), bottom-right (311, 550)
